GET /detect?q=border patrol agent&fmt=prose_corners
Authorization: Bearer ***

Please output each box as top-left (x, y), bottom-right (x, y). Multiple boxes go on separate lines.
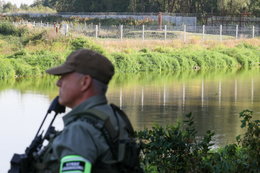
top-left (34, 49), bottom-right (134, 173)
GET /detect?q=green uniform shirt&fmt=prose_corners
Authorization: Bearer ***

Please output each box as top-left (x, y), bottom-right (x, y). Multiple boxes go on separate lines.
top-left (35, 95), bottom-right (124, 173)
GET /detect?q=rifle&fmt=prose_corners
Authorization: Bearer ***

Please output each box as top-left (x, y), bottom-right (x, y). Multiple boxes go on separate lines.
top-left (8, 96), bottom-right (66, 173)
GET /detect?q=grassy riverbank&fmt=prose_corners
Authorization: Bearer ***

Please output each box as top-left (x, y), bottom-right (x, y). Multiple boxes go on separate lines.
top-left (0, 22), bottom-right (259, 79)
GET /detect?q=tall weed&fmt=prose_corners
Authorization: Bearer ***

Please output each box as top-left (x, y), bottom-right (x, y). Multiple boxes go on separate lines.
top-left (0, 58), bottom-right (15, 78)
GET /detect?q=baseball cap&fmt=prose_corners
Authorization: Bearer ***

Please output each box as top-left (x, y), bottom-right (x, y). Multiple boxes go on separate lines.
top-left (46, 49), bottom-right (114, 84)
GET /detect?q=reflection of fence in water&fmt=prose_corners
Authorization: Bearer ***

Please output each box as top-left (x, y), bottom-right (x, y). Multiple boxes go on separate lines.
top-left (108, 78), bottom-right (256, 111)
top-left (13, 21), bottom-right (259, 40)
top-left (107, 77), bottom-right (258, 145)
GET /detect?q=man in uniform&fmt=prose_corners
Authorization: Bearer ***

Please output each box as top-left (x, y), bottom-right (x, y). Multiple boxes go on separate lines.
top-left (34, 49), bottom-right (131, 173)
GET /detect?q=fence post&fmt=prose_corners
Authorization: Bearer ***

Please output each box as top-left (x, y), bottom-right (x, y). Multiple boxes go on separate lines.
top-left (236, 25), bottom-right (238, 39)
top-left (220, 25), bottom-right (222, 41)
top-left (164, 25), bottom-right (167, 40)
top-left (183, 25), bottom-right (186, 42)
top-left (252, 26), bottom-right (255, 38)
top-left (142, 25), bottom-right (145, 40)
top-left (65, 24), bottom-right (69, 36)
top-left (120, 25), bottom-right (123, 40)
top-left (202, 25), bottom-right (205, 40)
top-left (98, 23), bottom-right (101, 36)
top-left (95, 25), bottom-right (98, 39)
top-left (40, 21), bottom-right (43, 27)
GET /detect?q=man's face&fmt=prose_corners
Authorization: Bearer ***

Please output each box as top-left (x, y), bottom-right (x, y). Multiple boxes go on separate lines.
top-left (56, 72), bottom-right (84, 108)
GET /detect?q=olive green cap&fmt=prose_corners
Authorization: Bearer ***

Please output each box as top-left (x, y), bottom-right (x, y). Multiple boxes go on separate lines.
top-left (46, 49), bottom-right (114, 84)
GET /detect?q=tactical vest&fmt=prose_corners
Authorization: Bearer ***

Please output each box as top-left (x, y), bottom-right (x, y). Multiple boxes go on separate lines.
top-left (69, 104), bottom-right (143, 173)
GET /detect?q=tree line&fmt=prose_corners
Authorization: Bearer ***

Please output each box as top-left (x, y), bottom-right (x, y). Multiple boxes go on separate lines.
top-left (0, 0), bottom-right (259, 17)
top-left (38, 0), bottom-right (260, 16)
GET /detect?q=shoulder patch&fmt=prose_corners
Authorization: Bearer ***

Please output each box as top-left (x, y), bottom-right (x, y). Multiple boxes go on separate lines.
top-left (60, 155), bottom-right (91, 173)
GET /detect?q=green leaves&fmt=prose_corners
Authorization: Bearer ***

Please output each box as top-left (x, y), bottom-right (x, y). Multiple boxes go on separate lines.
top-left (137, 110), bottom-right (260, 172)
top-left (137, 113), bottom-right (214, 172)
top-left (70, 37), bottom-right (105, 54)
top-left (0, 22), bottom-right (28, 37)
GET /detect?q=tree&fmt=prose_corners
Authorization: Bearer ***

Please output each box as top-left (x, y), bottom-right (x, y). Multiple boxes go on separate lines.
top-left (0, 0), bottom-right (4, 12)
top-left (56, 0), bottom-right (130, 12)
top-left (2, 2), bottom-right (17, 12)
top-left (218, 0), bottom-right (250, 15)
top-left (248, 0), bottom-right (260, 16)
top-left (42, 0), bottom-right (58, 8)
top-left (20, 3), bottom-right (29, 10)
top-left (33, 0), bottom-right (258, 17)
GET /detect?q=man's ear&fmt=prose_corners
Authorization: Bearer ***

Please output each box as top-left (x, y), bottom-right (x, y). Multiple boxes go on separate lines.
top-left (81, 75), bottom-right (92, 92)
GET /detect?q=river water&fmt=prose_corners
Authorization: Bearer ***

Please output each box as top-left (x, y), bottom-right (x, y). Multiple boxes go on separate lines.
top-left (1, 70), bottom-right (260, 172)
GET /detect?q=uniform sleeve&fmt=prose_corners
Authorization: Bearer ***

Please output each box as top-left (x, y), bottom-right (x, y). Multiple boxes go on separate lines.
top-left (52, 120), bottom-right (105, 164)
top-left (60, 155), bottom-right (92, 173)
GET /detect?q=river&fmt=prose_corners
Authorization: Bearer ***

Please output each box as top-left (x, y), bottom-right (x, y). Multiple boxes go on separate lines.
top-left (1, 70), bottom-right (260, 172)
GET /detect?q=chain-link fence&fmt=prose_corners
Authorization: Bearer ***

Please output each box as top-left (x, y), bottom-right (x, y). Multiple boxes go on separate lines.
top-left (14, 21), bottom-right (259, 41)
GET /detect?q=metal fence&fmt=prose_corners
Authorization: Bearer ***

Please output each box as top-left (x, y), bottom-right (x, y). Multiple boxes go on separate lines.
top-left (14, 21), bottom-right (259, 41)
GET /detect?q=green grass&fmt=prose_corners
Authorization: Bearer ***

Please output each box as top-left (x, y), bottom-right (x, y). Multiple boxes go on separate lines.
top-left (109, 44), bottom-right (259, 72)
top-left (0, 22), bottom-right (259, 79)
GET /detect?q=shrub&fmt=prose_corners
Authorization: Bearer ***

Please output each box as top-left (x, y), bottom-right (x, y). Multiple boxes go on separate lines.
top-left (170, 53), bottom-right (191, 70)
top-left (137, 113), bottom-right (215, 173)
top-left (221, 54), bottom-right (239, 68)
top-left (70, 37), bottom-right (105, 54)
top-left (22, 31), bottom-right (46, 45)
top-left (23, 51), bottom-right (64, 72)
top-left (0, 58), bottom-right (15, 78)
top-left (137, 111), bottom-right (260, 173)
top-left (7, 50), bottom-right (63, 74)
top-left (9, 59), bottom-right (41, 76)
top-left (110, 52), bottom-right (141, 72)
top-left (236, 110), bottom-right (260, 170)
top-left (0, 22), bottom-right (28, 36)
top-left (217, 45), bottom-right (260, 69)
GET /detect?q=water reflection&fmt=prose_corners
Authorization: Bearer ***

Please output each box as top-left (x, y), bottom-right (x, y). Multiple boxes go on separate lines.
top-left (107, 70), bottom-right (260, 145)
top-left (1, 70), bottom-right (260, 172)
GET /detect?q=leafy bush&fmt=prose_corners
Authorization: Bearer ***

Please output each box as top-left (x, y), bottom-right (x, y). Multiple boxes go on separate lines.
top-left (137, 113), bottom-right (215, 173)
top-left (110, 52), bottom-right (141, 72)
top-left (170, 53), bottom-right (193, 70)
top-left (137, 111), bottom-right (260, 173)
top-left (221, 54), bottom-right (239, 68)
top-left (109, 45), bottom-right (259, 73)
top-left (70, 37), bottom-right (105, 54)
top-left (6, 50), bottom-right (63, 76)
top-left (22, 31), bottom-right (46, 45)
top-left (0, 58), bottom-right (15, 78)
top-left (236, 110), bottom-right (260, 170)
top-left (9, 59), bottom-right (41, 76)
top-left (0, 22), bottom-right (28, 36)
top-left (22, 51), bottom-right (64, 72)
top-left (217, 45), bottom-right (260, 69)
